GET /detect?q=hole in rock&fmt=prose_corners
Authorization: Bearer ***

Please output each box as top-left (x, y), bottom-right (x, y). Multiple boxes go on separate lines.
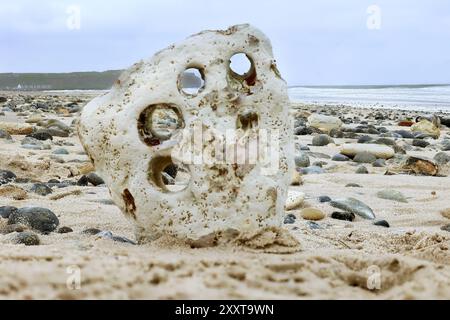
top-left (148, 156), bottom-right (191, 193)
top-left (179, 67), bottom-right (205, 95)
top-left (237, 111), bottom-right (259, 130)
top-left (229, 53), bottom-right (256, 86)
top-left (138, 104), bottom-right (184, 146)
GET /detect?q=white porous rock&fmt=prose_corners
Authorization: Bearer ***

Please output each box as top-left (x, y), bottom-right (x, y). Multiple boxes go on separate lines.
top-left (307, 114), bottom-right (342, 132)
top-left (340, 143), bottom-right (395, 159)
top-left (78, 24), bottom-right (294, 243)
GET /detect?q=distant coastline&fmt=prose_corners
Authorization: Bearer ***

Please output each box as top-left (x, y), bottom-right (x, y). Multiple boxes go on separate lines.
top-left (289, 84), bottom-right (450, 89)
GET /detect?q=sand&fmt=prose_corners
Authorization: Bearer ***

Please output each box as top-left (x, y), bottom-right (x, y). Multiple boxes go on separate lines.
top-left (0, 91), bottom-right (449, 299)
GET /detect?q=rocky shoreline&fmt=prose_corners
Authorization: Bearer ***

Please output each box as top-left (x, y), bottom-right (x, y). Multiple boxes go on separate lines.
top-left (0, 91), bottom-right (449, 299)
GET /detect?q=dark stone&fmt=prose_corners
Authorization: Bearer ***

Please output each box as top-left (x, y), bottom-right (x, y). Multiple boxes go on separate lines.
top-left (82, 228), bottom-right (102, 235)
top-left (357, 135), bottom-right (373, 144)
top-left (300, 166), bottom-right (325, 175)
top-left (294, 153), bottom-right (310, 168)
top-left (331, 211), bottom-right (355, 222)
top-left (0, 97), bottom-right (7, 103)
top-left (332, 154), bottom-right (350, 162)
top-left (48, 179), bottom-right (60, 184)
top-left (294, 126), bottom-right (313, 136)
top-left (26, 130), bottom-right (53, 141)
top-left (0, 206), bottom-right (18, 219)
top-left (8, 207), bottom-right (59, 233)
top-left (11, 231), bottom-right (40, 246)
top-left (329, 128), bottom-right (344, 138)
top-left (284, 214), bottom-right (296, 224)
top-left (77, 175), bottom-right (89, 186)
top-left (394, 130), bottom-right (415, 139)
top-left (86, 172), bottom-right (105, 186)
top-left (373, 220), bottom-right (390, 228)
top-left (434, 152), bottom-right (450, 165)
top-left (57, 226), bottom-right (73, 234)
top-left (307, 221), bottom-right (322, 230)
top-left (318, 195), bottom-right (332, 203)
top-left (346, 183), bottom-right (362, 188)
top-left (31, 183), bottom-right (53, 196)
top-left (412, 139), bottom-right (429, 148)
top-left (441, 224), bottom-right (450, 232)
top-left (0, 170), bottom-right (16, 185)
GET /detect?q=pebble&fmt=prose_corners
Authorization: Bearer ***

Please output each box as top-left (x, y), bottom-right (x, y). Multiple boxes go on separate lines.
top-left (53, 148), bottom-right (69, 155)
top-left (412, 139), bottom-right (429, 148)
top-left (294, 153), bottom-right (310, 168)
top-left (300, 208), bottom-right (325, 221)
top-left (0, 206), bottom-right (18, 219)
top-left (300, 166), bottom-right (325, 175)
top-left (0, 224), bottom-right (27, 234)
top-left (285, 191), bottom-right (305, 211)
top-left (11, 231), bottom-right (40, 246)
top-left (284, 214), bottom-right (296, 224)
top-left (0, 129), bottom-right (12, 140)
top-left (0, 170), bottom-right (17, 185)
top-left (331, 211), bottom-right (355, 222)
top-left (307, 221), bottom-right (322, 230)
top-left (86, 172), bottom-right (105, 186)
top-left (355, 165), bottom-right (369, 174)
top-left (345, 183), bottom-right (362, 188)
top-left (57, 226), bottom-right (73, 234)
top-left (8, 207), bottom-right (60, 233)
top-left (26, 130), bottom-right (53, 141)
top-left (318, 195), bottom-right (332, 203)
top-left (357, 135), bottom-right (373, 144)
top-left (31, 183), bottom-right (53, 196)
top-left (440, 208), bottom-right (450, 219)
top-left (441, 224), bottom-right (450, 232)
top-left (376, 189), bottom-right (408, 203)
top-left (312, 134), bottom-right (333, 146)
top-left (373, 220), bottom-right (390, 228)
top-left (330, 198), bottom-right (375, 220)
top-left (353, 152), bottom-right (377, 164)
top-left (77, 175), bottom-right (89, 186)
top-left (434, 152), bottom-right (450, 165)
top-left (82, 228), bottom-right (102, 235)
top-left (372, 159), bottom-right (386, 167)
top-left (332, 153), bottom-right (350, 162)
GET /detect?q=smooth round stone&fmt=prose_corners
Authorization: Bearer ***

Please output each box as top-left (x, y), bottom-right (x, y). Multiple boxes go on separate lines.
top-left (77, 175), bottom-right (89, 186)
top-left (294, 153), bottom-right (310, 168)
top-left (0, 170), bottom-right (17, 185)
top-left (312, 134), bottom-right (333, 146)
top-left (82, 228), bottom-right (102, 235)
top-left (332, 154), bottom-right (350, 162)
top-left (31, 183), bottom-right (53, 196)
top-left (353, 152), bottom-right (377, 164)
top-left (341, 143), bottom-right (395, 159)
top-left (86, 172), bottom-right (105, 186)
top-left (284, 214), bottom-right (296, 224)
top-left (372, 159), bottom-right (386, 167)
top-left (294, 126), bottom-right (313, 136)
top-left (412, 139), bottom-right (429, 148)
top-left (374, 138), bottom-right (395, 146)
top-left (312, 161), bottom-right (327, 167)
top-left (318, 195), bottom-right (332, 203)
top-left (300, 208), bottom-right (325, 221)
top-left (394, 130), bottom-right (415, 139)
top-left (11, 231), bottom-right (40, 246)
top-left (299, 145), bottom-right (310, 151)
top-left (26, 130), bottom-right (53, 141)
top-left (373, 220), bottom-right (390, 228)
top-left (53, 148), bottom-right (69, 155)
top-left (285, 191), bottom-right (305, 211)
top-left (331, 211), bottom-right (355, 222)
top-left (8, 207), bottom-right (59, 233)
top-left (441, 224), bottom-right (450, 232)
top-left (434, 152), bottom-right (450, 165)
top-left (355, 165), bottom-right (369, 174)
top-left (57, 226), bottom-right (73, 234)
top-left (357, 135), bottom-right (373, 144)
top-left (329, 128), bottom-right (344, 138)
top-left (0, 206), bottom-right (18, 219)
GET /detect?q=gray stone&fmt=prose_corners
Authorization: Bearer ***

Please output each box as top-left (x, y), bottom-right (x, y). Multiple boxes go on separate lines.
top-left (0, 129), bottom-right (12, 140)
top-left (330, 198), bottom-right (375, 220)
top-left (434, 152), bottom-right (450, 165)
top-left (53, 148), bottom-right (69, 155)
top-left (312, 134), bottom-right (333, 146)
top-left (412, 139), bottom-right (429, 148)
top-left (318, 195), bottom-right (332, 203)
top-left (357, 135), bottom-right (373, 144)
top-left (300, 166), bottom-right (325, 175)
top-left (0, 170), bottom-right (16, 185)
top-left (353, 151), bottom-right (377, 164)
top-left (373, 220), bottom-right (390, 228)
top-left (376, 189), bottom-right (408, 203)
top-left (31, 183), bottom-right (53, 196)
top-left (372, 159), bottom-right (386, 167)
top-left (0, 206), bottom-right (18, 219)
top-left (294, 153), bottom-right (310, 168)
top-left (284, 214), bottom-right (296, 224)
top-left (332, 153), bottom-right (350, 162)
top-left (355, 165), bottom-right (369, 174)
top-left (11, 231), bottom-right (40, 246)
top-left (8, 207), bottom-right (59, 233)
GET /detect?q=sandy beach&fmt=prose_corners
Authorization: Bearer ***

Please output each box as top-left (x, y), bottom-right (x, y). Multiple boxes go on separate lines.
top-left (0, 91), bottom-right (449, 299)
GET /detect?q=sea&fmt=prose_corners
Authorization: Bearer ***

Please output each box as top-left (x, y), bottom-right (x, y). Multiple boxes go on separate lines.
top-left (288, 85), bottom-right (450, 113)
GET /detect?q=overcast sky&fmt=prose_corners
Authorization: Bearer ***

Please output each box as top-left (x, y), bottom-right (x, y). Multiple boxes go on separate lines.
top-left (1, 0), bottom-right (449, 85)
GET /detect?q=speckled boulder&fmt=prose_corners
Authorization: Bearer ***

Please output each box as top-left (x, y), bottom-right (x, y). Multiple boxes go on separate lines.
top-left (78, 24), bottom-right (293, 242)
